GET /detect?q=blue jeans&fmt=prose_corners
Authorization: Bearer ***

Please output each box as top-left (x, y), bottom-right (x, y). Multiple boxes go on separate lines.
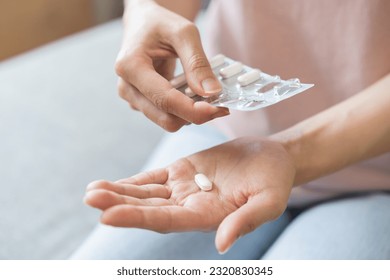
top-left (71, 125), bottom-right (390, 259)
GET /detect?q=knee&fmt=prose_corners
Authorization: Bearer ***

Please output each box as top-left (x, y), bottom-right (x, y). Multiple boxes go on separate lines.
top-left (263, 193), bottom-right (390, 259)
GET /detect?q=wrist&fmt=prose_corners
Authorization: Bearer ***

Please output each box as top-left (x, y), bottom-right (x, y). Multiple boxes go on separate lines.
top-left (269, 128), bottom-right (307, 186)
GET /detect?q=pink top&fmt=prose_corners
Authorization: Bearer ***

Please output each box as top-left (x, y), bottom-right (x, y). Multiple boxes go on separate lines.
top-left (204, 0), bottom-right (390, 205)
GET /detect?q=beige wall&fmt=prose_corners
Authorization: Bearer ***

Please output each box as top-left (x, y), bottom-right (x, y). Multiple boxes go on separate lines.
top-left (0, 0), bottom-right (123, 61)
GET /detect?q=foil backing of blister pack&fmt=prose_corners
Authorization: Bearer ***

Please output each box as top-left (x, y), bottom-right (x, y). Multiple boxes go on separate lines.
top-left (171, 55), bottom-right (314, 111)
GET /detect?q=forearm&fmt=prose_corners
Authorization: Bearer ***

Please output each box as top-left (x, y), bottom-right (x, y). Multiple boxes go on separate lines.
top-left (271, 73), bottom-right (390, 186)
top-left (124, 0), bottom-right (202, 21)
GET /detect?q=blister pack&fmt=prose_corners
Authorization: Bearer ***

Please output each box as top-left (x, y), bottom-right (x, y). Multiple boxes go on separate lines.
top-left (170, 54), bottom-right (314, 111)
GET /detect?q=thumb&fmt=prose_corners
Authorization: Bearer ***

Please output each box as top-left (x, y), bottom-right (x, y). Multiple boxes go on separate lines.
top-left (173, 25), bottom-right (221, 97)
top-left (215, 194), bottom-right (286, 254)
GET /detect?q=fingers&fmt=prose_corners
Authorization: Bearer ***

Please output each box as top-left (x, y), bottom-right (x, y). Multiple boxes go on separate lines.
top-left (85, 170), bottom-right (173, 210)
top-left (215, 194), bottom-right (287, 254)
top-left (117, 76), bottom-right (228, 130)
top-left (84, 189), bottom-right (171, 210)
top-left (86, 179), bottom-right (171, 199)
top-left (119, 61), bottom-right (224, 123)
top-left (101, 204), bottom-right (204, 232)
top-left (118, 79), bottom-right (189, 131)
top-left (170, 23), bottom-right (222, 97)
top-left (116, 168), bottom-right (169, 185)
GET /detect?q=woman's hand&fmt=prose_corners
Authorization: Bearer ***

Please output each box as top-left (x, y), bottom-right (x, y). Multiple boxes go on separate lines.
top-left (116, 0), bottom-right (229, 132)
top-left (84, 137), bottom-right (296, 253)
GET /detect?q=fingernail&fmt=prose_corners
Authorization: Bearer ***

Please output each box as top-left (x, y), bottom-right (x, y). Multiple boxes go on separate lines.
top-left (211, 109), bottom-right (230, 119)
top-left (201, 78), bottom-right (222, 95)
top-left (218, 244), bottom-right (232, 255)
top-left (218, 235), bottom-right (242, 255)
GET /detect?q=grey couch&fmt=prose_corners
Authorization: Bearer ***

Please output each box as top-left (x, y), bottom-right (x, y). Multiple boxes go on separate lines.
top-left (0, 20), bottom-right (164, 259)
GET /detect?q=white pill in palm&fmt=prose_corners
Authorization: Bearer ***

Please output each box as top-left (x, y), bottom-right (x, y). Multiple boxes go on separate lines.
top-left (219, 62), bottom-right (243, 78)
top-left (237, 69), bottom-right (262, 86)
top-left (209, 54), bottom-right (226, 68)
top-left (194, 173), bottom-right (213, 191)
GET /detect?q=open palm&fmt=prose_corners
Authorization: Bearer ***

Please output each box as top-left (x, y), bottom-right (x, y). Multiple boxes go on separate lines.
top-left (85, 137), bottom-right (296, 253)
